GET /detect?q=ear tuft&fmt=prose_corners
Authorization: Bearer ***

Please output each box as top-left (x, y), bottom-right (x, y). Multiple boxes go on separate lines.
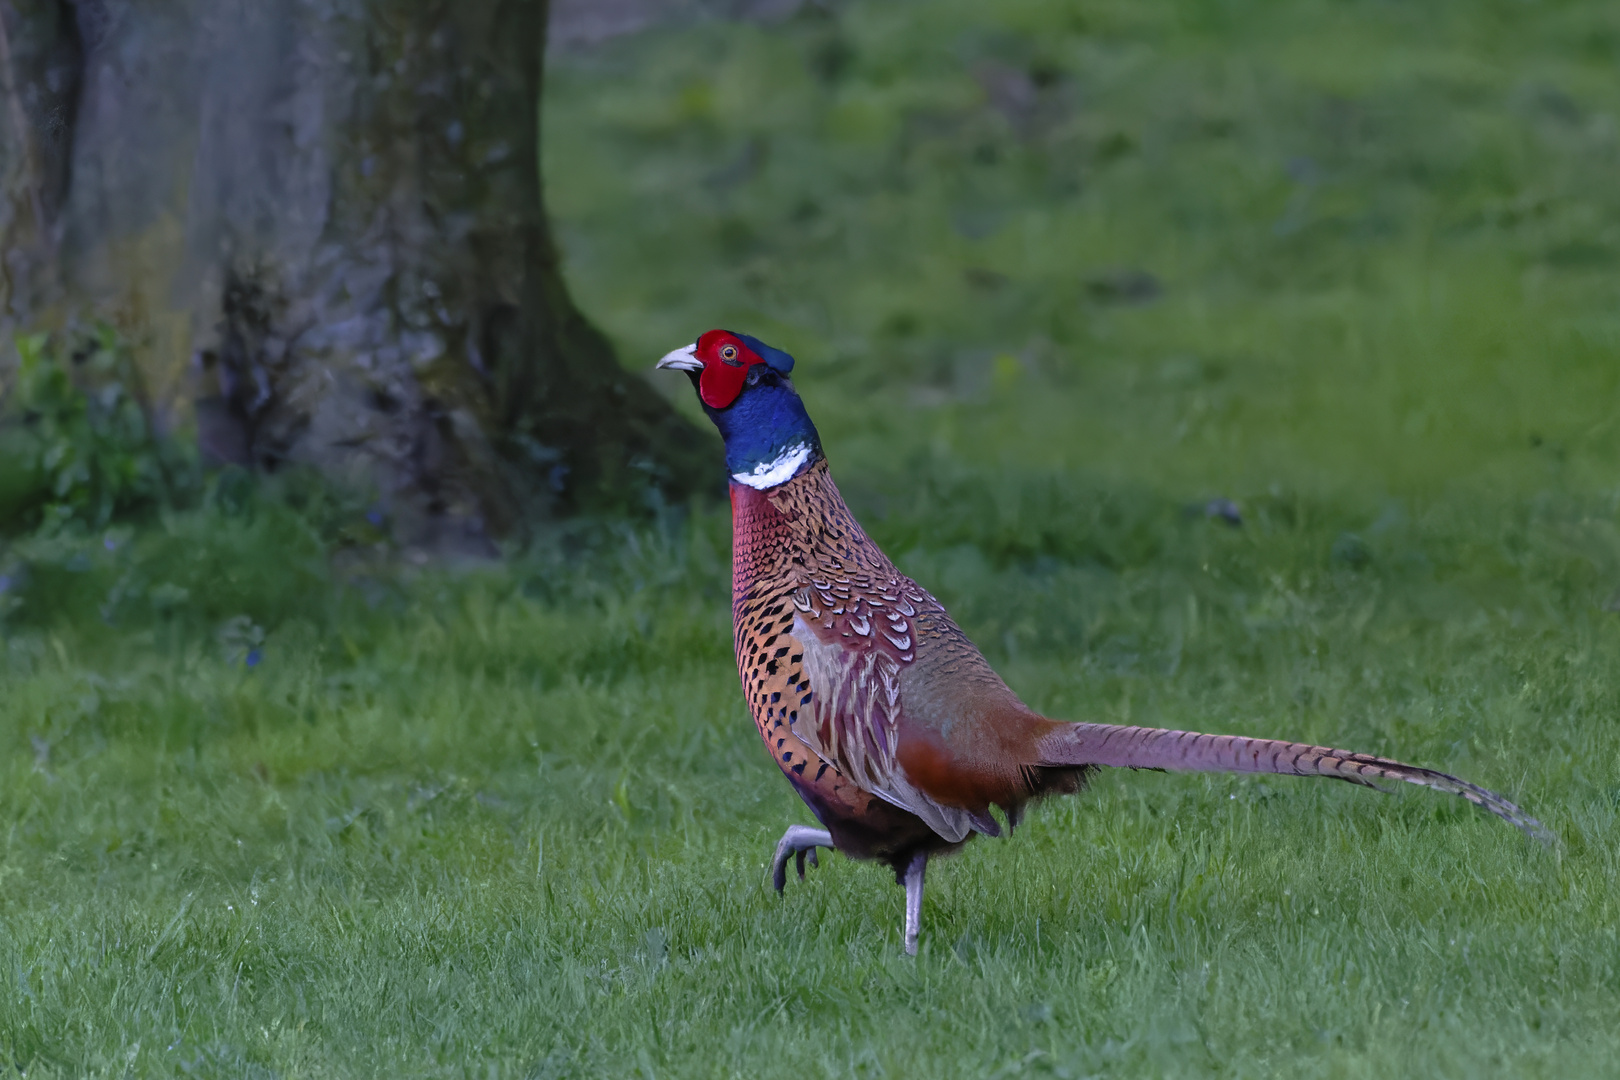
top-left (736, 333), bottom-right (795, 375)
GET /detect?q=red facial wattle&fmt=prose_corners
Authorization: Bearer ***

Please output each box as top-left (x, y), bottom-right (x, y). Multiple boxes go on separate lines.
top-left (695, 331), bottom-right (764, 409)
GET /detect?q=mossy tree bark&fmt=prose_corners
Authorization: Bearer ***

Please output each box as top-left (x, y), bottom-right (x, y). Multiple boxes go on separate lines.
top-left (1, 0), bottom-right (713, 550)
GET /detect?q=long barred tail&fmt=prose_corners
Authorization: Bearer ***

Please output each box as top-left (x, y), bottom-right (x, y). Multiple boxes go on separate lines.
top-left (1036, 722), bottom-right (1552, 844)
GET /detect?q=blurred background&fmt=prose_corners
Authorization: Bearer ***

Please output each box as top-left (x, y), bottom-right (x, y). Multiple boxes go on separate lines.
top-left (550, 0), bottom-right (1620, 499)
top-left (2, 1), bottom-right (1619, 1076)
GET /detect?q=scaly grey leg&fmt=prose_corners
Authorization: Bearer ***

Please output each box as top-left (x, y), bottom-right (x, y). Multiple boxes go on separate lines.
top-left (770, 825), bottom-right (834, 893)
top-left (902, 850), bottom-right (927, 956)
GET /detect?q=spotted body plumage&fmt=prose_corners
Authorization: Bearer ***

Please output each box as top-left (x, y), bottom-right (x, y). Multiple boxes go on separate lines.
top-left (732, 459), bottom-right (1098, 875)
top-left (730, 462), bottom-right (950, 872)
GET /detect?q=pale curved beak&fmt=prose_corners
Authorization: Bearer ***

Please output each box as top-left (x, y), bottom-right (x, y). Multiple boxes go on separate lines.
top-left (655, 343), bottom-right (702, 372)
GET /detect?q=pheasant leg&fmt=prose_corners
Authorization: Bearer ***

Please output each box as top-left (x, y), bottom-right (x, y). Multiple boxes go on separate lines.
top-left (770, 825), bottom-right (834, 892)
top-left (902, 851), bottom-right (928, 956)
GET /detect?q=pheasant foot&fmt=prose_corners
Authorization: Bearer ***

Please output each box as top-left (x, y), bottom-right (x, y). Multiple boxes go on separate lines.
top-left (770, 825), bottom-right (834, 893)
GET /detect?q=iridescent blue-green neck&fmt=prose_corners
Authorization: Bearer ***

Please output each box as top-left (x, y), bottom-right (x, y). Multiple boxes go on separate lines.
top-left (704, 375), bottom-right (823, 489)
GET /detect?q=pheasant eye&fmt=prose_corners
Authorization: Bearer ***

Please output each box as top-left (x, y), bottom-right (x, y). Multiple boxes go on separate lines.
top-left (720, 344), bottom-right (739, 363)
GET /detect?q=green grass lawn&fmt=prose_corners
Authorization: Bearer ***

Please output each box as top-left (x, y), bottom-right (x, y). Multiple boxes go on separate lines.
top-left (6, 0), bottom-right (1620, 1075)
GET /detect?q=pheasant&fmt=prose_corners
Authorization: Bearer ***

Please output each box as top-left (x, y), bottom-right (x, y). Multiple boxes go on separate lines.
top-left (656, 329), bottom-right (1549, 955)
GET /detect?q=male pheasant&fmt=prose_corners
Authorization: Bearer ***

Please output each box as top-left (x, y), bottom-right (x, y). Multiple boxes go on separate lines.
top-left (657, 329), bottom-right (1548, 955)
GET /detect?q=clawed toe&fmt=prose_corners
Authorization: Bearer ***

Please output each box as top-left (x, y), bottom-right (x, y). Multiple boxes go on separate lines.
top-left (791, 844), bottom-right (823, 882)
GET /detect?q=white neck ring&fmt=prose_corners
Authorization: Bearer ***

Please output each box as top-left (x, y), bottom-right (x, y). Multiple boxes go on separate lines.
top-left (732, 443), bottom-right (813, 490)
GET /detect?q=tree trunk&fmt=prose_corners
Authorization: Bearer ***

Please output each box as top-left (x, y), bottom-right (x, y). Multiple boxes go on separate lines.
top-left (0, 0), bottom-right (78, 326)
top-left (1, 0), bottom-right (713, 551)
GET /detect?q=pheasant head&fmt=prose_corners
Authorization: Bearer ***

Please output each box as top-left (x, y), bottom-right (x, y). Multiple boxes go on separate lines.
top-left (657, 330), bottom-right (823, 489)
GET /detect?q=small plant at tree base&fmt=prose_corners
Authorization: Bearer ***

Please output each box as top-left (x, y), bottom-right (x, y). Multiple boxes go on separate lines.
top-left (1, 326), bottom-right (199, 535)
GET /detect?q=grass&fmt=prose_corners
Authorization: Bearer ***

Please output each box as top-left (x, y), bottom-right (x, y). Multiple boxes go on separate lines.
top-left (6, 0), bottom-right (1620, 1074)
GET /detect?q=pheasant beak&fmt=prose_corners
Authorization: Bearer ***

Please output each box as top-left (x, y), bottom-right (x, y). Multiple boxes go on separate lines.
top-left (655, 343), bottom-right (702, 372)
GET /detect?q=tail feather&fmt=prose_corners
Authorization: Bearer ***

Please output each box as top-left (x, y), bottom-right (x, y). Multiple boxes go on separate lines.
top-left (1036, 722), bottom-right (1552, 844)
